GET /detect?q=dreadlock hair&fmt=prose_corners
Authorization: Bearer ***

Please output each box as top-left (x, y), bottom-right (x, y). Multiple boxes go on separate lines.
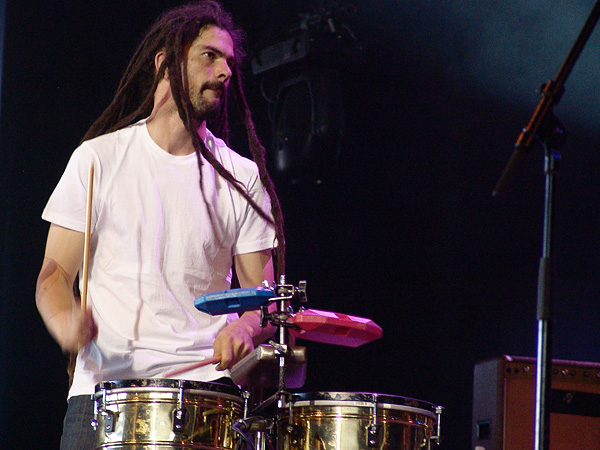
top-left (81, 1), bottom-right (285, 277)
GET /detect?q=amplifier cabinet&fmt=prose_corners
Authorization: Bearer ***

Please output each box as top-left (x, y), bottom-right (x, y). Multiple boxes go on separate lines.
top-left (472, 355), bottom-right (600, 450)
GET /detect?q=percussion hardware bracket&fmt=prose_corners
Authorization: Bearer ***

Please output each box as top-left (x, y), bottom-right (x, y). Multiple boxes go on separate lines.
top-left (259, 305), bottom-right (300, 330)
top-left (279, 343), bottom-right (286, 389)
top-left (275, 280), bottom-right (306, 303)
top-left (366, 423), bottom-right (381, 448)
top-left (266, 338), bottom-right (290, 390)
top-left (285, 392), bottom-right (295, 430)
top-left (267, 340), bottom-right (288, 356)
top-left (270, 390), bottom-right (293, 418)
top-left (283, 422), bottom-right (302, 447)
top-left (430, 405), bottom-right (444, 446)
top-left (91, 394), bottom-right (99, 431)
top-left (262, 390), bottom-right (303, 445)
top-left (281, 391), bottom-right (302, 447)
top-left (173, 379), bottom-right (188, 434)
top-left (242, 390), bottom-right (251, 419)
top-left (366, 398), bottom-right (381, 448)
top-left (257, 276), bottom-right (308, 392)
top-left (265, 278), bottom-right (308, 305)
top-left (232, 415), bottom-right (274, 433)
top-left (103, 411), bottom-right (115, 434)
top-left (92, 386), bottom-right (116, 433)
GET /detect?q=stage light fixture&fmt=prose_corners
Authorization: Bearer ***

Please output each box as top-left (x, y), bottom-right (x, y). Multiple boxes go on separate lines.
top-left (271, 69), bottom-right (343, 184)
top-left (251, 1), bottom-right (360, 184)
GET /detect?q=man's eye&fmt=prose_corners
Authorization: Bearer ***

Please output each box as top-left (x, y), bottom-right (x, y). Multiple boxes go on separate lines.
top-left (203, 52), bottom-right (216, 60)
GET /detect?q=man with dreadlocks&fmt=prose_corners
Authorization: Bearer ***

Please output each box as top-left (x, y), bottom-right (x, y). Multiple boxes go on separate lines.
top-left (35, 1), bottom-right (285, 448)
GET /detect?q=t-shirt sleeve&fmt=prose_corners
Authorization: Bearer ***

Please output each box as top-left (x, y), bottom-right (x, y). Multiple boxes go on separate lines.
top-left (41, 144), bottom-right (97, 233)
top-left (231, 170), bottom-right (277, 256)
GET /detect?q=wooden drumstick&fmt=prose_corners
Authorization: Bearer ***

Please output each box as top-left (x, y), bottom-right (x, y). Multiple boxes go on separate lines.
top-left (81, 163), bottom-right (94, 312)
top-left (164, 356), bottom-right (221, 378)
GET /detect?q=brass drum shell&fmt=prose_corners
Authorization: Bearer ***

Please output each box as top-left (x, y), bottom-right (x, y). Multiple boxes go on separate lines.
top-left (277, 392), bottom-right (438, 450)
top-left (94, 379), bottom-right (243, 450)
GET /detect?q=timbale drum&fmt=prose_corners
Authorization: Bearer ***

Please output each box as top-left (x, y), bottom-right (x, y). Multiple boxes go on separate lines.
top-left (275, 392), bottom-right (442, 450)
top-left (93, 379), bottom-right (244, 449)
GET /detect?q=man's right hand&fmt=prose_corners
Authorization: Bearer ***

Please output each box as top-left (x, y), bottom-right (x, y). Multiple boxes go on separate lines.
top-left (36, 225), bottom-right (91, 353)
top-left (47, 307), bottom-right (97, 353)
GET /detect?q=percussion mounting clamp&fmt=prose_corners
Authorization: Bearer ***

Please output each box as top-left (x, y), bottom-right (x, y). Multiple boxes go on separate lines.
top-left (91, 385), bottom-right (116, 433)
top-left (429, 405), bottom-right (444, 446)
top-left (366, 423), bottom-right (381, 448)
top-left (231, 276), bottom-right (308, 389)
top-left (173, 379), bottom-right (188, 434)
top-left (259, 278), bottom-right (307, 329)
top-left (282, 422), bottom-right (302, 447)
top-left (366, 396), bottom-right (381, 448)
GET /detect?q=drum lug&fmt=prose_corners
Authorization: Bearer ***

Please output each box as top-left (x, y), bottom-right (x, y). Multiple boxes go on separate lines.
top-left (103, 411), bottom-right (115, 433)
top-left (91, 394), bottom-right (99, 431)
top-left (429, 405), bottom-right (444, 446)
top-left (366, 423), bottom-right (381, 448)
top-left (93, 386), bottom-right (116, 433)
top-left (173, 407), bottom-right (188, 434)
top-left (283, 423), bottom-right (302, 447)
top-left (173, 379), bottom-right (188, 434)
top-left (366, 395), bottom-right (381, 448)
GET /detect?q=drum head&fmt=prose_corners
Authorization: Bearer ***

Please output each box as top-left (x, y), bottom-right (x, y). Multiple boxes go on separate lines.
top-left (96, 378), bottom-right (240, 393)
top-left (95, 378), bottom-right (242, 400)
top-left (286, 391), bottom-right (438, 419)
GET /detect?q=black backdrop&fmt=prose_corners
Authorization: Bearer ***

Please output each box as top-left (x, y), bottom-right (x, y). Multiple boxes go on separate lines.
top-left (2, 1), bottom-right (600, 449)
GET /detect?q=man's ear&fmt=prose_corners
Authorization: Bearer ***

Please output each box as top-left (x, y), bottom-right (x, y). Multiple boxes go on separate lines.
top-left (154, 51), bottom-right (169, 81)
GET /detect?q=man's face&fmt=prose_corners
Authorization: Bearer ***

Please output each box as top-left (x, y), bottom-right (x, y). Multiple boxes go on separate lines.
top-left (186, 25), bottom-right (234, 121)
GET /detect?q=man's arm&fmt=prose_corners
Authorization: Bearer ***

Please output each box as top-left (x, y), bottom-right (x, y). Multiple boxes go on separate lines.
top-left (212, 248), bottom-right (276, 370)
top-left (35, 224), bottom-right (96, 353)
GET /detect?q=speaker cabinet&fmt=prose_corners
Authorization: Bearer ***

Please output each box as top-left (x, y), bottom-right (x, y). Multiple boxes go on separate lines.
top-left (472, 355), bottom-right (600, 450)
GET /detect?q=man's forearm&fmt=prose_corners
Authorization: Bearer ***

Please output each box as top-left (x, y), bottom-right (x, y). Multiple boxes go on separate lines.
top-left (238, 309), bottom-right (277, 346)
top-left (36, 258), bottom-right (78, 350)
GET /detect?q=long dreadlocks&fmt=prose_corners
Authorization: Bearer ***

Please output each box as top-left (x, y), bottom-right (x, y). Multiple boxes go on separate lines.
top-left (82, 1), bottom-right (285, 277)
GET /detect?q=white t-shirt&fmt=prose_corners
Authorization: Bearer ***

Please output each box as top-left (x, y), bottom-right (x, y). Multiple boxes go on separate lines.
top-left (42, 119), bottom-right (276, 398)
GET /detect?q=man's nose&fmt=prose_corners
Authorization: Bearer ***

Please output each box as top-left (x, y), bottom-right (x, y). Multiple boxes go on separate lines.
top-left (216, 59), bottom-right (232, 82)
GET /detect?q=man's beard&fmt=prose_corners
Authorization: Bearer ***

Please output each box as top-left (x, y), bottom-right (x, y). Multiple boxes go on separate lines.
top-left (190, 81), bottom-right (225, 121)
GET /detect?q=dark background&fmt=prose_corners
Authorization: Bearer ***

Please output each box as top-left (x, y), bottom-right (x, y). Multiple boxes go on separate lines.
top-left (2, 1), bottom-right (600, 449)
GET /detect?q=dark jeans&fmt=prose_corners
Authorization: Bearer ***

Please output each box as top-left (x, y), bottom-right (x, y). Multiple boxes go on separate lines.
top-left (59, 377), bottom-right (237, 449)
top-left (59, 395), bottom-right (96, 450)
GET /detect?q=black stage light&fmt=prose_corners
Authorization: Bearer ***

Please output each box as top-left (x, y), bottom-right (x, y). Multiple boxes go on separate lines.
top-left (250, 2), bottom-right (360, 184)
top-left (271, 68), bottom-right (344, 184)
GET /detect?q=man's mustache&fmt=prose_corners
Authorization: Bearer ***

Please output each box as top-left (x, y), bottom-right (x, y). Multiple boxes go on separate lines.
top-left (201, 81), bottom-right (226, 95)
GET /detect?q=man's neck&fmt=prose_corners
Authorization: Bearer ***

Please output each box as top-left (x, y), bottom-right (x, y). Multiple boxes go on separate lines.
top-left (146, 87), bottom-right (207, 156)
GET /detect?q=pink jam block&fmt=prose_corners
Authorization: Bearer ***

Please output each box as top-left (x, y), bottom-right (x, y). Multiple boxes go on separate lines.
top-left (289, 309), bottom-right (383, 347)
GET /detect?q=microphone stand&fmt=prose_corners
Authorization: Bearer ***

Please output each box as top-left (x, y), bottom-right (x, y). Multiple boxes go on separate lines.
top-left (492, 3), bottom-right (600, 450)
